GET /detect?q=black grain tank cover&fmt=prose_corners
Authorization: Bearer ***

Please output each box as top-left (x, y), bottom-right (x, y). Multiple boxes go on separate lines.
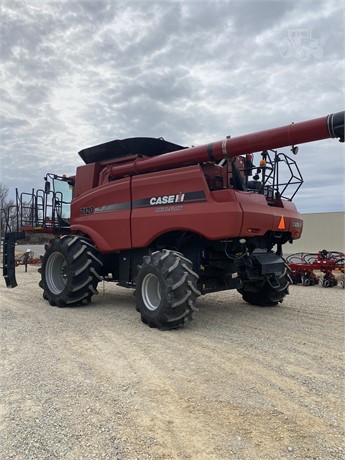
top-left (78, 137), bottom-right (187, 164)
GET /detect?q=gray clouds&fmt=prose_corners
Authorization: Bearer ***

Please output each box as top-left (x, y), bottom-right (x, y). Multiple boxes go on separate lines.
top-left (0, 0), bottom-right (344, 212)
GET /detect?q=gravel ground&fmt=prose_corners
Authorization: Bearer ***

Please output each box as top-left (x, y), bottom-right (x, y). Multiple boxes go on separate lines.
top-left (0, 265), bottom-right (344, 460)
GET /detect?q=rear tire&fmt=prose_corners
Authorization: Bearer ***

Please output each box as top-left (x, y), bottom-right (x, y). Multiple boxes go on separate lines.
top-left (239, 269), bottom-right (290, 307)
top-left (134, 249), bottom-right (200, 329)
top-left (39, 236), bottom-right (103, 307)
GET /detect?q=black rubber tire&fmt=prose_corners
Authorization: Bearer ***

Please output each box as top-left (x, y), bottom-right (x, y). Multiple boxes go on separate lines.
top-left (239, 269), bottom-right (290, 307)
top-left (322, 279), bottom-right (331, 288)
top-left (38, 235), bottom-right (103, 307)
top-left (134, 249), bottom-right (200, 330)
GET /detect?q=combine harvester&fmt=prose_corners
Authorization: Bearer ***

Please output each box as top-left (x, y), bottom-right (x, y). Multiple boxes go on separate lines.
top-left (2, 110), bottom-right (344, 329)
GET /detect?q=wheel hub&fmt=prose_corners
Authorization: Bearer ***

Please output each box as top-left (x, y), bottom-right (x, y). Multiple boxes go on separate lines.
top-left (45, 252), bottom-right (68, 295)
top-left (141, 273), bottom-right (161, 311)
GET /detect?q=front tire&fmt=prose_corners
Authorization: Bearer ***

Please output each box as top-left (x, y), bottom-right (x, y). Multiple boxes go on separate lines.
top-left (134, 249), bottom-right (200, 330)
top-left (39, 236), bottom-right (103, 307)
top-left (239, 269), bottom-right (290, 307)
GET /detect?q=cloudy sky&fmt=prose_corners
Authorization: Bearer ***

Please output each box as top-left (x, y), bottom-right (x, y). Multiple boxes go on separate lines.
top-left (1, 0), bottom-right (344, 213)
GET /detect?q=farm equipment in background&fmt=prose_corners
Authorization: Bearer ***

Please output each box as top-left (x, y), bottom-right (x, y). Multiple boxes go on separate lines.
top-left (15, 249), bottom-right (41, 270)
top-left (16, 249), bottom-right (34, 267)
top-left (286, 250), bottom-right (345, 288)
top-left (2, 110), bottom-right (344, 329)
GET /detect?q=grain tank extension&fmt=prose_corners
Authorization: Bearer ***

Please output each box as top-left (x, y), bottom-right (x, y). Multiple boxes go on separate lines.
top-left (3, 111), bottom-right (344, 329)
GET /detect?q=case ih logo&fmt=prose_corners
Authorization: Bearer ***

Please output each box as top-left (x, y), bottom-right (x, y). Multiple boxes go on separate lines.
top-left (150, 193), bottom-right (185, 206)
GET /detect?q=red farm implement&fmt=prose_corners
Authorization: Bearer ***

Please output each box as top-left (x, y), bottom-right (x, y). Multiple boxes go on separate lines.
top-left (286, 250), bottom-right (345, 288)
top-left (15, 250), bottom-right (41, 270)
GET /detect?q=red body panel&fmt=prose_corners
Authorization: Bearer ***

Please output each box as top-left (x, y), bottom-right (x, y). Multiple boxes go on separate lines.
top-left (131, 166), bottom-right (243, 248)
top-left (71, 178), bottom-right (132, 252)
top-left (74, 163), bottom-right (103, 197)
top-left (69, 164), bottom-right (302, 252)
top-left (237, 192), bottom-right (303, 238)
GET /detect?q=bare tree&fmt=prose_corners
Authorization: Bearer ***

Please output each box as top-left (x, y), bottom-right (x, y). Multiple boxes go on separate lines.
top-left (0, 183), bottom-right (9, 250)
top-left (0, 183), bottom-right (9, 204)
top-left (0, 184), bottom-right (18, 235)
top-left (0, 183), bottom-right (9, 235)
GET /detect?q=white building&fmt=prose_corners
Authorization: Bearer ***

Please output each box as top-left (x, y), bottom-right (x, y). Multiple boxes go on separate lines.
top-left (287, 212), bottom-right (345, 255)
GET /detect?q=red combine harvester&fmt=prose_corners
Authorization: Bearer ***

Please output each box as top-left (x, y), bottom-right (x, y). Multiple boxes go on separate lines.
top-left (3, 111), bottom-right (344, 329)
top-left (286, 250), bottom-right (345, 287)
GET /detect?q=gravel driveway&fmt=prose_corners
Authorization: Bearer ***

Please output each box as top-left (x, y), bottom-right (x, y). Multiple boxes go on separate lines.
top-left (1, 265), bottom-right (344, 460)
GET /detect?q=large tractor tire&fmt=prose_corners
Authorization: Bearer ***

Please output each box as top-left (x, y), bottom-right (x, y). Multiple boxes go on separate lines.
top-left (134, 249), bottom-right (200, 330)
top-left (238, 269), bottom-right (290, 307)
top-left (39, 235), bottom-right (103, 307)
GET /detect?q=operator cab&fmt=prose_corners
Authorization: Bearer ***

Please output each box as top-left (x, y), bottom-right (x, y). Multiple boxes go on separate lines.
top-left (44, 173), bottom-right (74, 227)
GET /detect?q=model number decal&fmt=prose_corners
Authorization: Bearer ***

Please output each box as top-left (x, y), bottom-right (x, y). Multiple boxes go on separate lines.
top-left (80, 206), bottom-right (94, 215)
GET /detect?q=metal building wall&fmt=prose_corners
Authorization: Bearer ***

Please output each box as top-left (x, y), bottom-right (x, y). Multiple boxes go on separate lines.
top-left (287, 212), bottom-right (345, 254)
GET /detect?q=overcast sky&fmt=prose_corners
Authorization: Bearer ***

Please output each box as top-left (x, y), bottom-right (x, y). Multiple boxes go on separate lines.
top-left (1, 0), bottom-right (344, 213)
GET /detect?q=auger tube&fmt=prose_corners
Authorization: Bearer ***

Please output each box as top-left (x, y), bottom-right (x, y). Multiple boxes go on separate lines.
top-left (109, 111), bottom-right (344, 179)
